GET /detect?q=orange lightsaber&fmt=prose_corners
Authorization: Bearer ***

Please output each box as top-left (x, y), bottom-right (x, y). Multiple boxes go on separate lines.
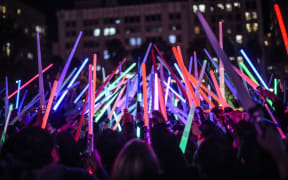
top-left (142, 64), bottom-right (149, 127)
top-left (209, 70), bottom-right (227, 107)
top-left (112, 112), bottom-right (123, 131)
top-left (41, 80), bottom-right (58, 129)
top-left (108, 86), bottom-right (126, 120)
top-left (157, 77), bottom-right (168, 121)
top-left (232, 66), bottom-right (258, 90)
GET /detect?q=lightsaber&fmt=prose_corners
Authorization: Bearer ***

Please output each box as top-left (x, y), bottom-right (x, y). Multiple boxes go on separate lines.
top-left (108, 86), bottom-right (126, 120)
top-left (125, 79), bottom-right (130, 109)
top-left (194, 51), bottom-right (198, 79)
top-left (154, 73), bottom-right (159, 110)
top-left (102, 67), bottom-right (111, 117)
top-left (174, 63), bottom-right (185, 80)
top-left (5, 76), bottom-right (9, 120)
top-left (73, 85), bottom-right (88, 104)
top-left (15, 80), bottom-right (21, 109)
top-left (240, 49), bottom-right (268, 89)
top-left (0, 88), bottom-right (5, 95)
top-left (8, 64), bottom-right (53, 99)
top-left (142, 64), bottom-right (149, 127)
top-left (55, 31), bottom-right (83, 97)
top-left (17, 89), bottom-right (28, 115)
top-left (239, 62), bottom-right (259, 85)
top-left (274, 4), bottom-right (288, 55)
top-left (92, 54), bottom-right (97, 118)
top-left (165, 76), bottom-right (171, 104)
top-left (189, 56), bottom-right (193, 74)
top-left (210, 70), bottom-right (226, 107)
top-left (274, 78), bottom-right (278, 95)
top-left (41, 80), bottom-right (58, 129)
top-left (37, 32), bottom-right (45, 108)
top-left (59, 67), bottom-right (77, 92)
top-left (157, 77), bottom-right (168, 121)
top-left (163, 81), bottom-right (186, 103)
top-left (268, 73), bottom-right (274, 88)
top-left (53, 58), bottom-right (88, 111)
top-left (1, 108), bottom-right (11, 143)
top-left (219, 21), bottom-right (225, 99)
top-left (75, 93), bottom-right (88, 142)
top-left (154, 45), bottom-right (188, 100)
top-left (88, 65), bottom-right (93, 135)
top-left (112, 112), bottom-right (123, 131)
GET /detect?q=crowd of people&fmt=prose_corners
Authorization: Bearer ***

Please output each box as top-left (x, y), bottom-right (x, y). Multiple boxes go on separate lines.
top-left (0, 85), bottom-right (288, 180)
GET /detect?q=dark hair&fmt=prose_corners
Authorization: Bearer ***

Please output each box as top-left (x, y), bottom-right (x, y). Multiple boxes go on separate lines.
top-left (112, 139), bottom-right (160, 180)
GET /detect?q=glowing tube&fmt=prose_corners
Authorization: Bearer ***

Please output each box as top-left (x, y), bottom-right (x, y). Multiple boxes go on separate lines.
top-left (95, 92), bottom-right (119, 123)
top-left (75, 92), bottom-right (88, 141)
top-left (74, 85), bottom-right (89, 104)
top-left (102, 67), bottom-right (111, 117)
top-left (107, 60), bottom-right (132, 89)
top-left (264, 104), bottom-right (286, 139)
top-left (0, 88), bottom-right (5, 95)
top-left (239, 62), bottom-right (259, 85)
top-left (232, 66), bottom-right (258, 90)
top-left (154, 73), bottom-right (159, 110)
top-left (274, 4), bottom-right (288, 55)
top-left (154, 44), bottom-right (188, 100)
top-left (55, 31), bottom-right (83, 97)
top-left (274, 78), bottom-right (278, 95)
top-left (36, 32), bottom-right (45, 108)
top-left (8, 64), bottom-right (53, 99)
top-left (240, 49), bottom-right (268, 89)
top-left (92, 54), bottom-right (97, 117)
top-left (15, 80), bottom-right (21, 109)
top-left (17, 89), bottom-right (27, 115)
top-left (157, 77), bottom-right (168, 121)
top-left (41, 80), bottom-right (58, 129)
top-left (59, 68), bottom-right (77, 91)
top-left (163, 82), bottom-right (186, 103)
top-left (194, 51), bottom-right (198, 79)
top-left (108, 87), bottom-right (126, 120)
top-left (142, 64), bottom-right (149, 127)
top-left (219, 21), bottom-right (225, 99)
top-left (165, 76), bottom-right (171, 104)
top-left (88, 65), bottom-right (93, 135)
top-left (1, 109), bottom-right (12, 143)
top-left (53, 58), bottom-right (88, 111)
top-left (174, 63), bottom-right (184, 80)
top-left (189, 56), bottom-right (193, 74)
top-left (210, 70), bottom-right (226, 107)
top-left (5, 77), bottom-right (9, 120)
top-left (125, 79), bottom-right (130, 109)
top-left (113, 112), bottom-right (123, 131)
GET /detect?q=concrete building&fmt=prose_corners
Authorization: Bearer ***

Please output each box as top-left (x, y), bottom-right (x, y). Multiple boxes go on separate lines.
top-left (53, 0), bottom-right (264, 73)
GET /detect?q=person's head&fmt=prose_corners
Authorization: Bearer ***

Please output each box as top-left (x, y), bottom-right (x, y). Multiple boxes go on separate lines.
top-left (2, 127), bottom-right (56, 170)
top-left (95, 129), bottom-right (126, 173)
top-left (194, 137), bottom-right (239, 179)
top-left (112, 139), bottom-right (160, 180)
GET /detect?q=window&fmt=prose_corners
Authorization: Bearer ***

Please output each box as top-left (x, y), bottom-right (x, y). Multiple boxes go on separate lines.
top-left (217, 3), bottom-right (224, 10)
top-left (93, 28), bottom-right (101, 37)
top-left (233, 2), bottom-right (240, 8)
top-left (194, 26), bottom-right (200, 34)
top-left (253, 23), bottom-right (258, 32)
top-left (226, 3), bottom-right (232, 12)
top-left (104, 50), bottom-right (110, 60)
top-left (210, 5), bottom-right (215, 12)
top-left (169, 13), bottom-right (181, 20)
top-left (252, 12), bottom-right (257, 19)
top-left (193, 5), bottom-right (198, 13)
top-left (96, 65), bottom-right (101, 71)
top-left (17, 9), bottom-right (21, 15)
top-left (246, 23), bottom-right (252, 32)
top-left (264, 40), bottom-right (269, 46)
top-left (115, 19), bottom-right (120, 24)
top-left (124, 26), bottom-right (140, 34)
top-left (104, 18), bottom-right (117, 25)
top-left (124, 16), bottom-right (140, 23)
top-left (145, 14), bottom-right (161, 22)
top-left (27, 52), bottom-right (33, 60)
top-left (129, 37), bottom-right (142, 46)
top-left (235, 34), bottom-right (243, 44)
top-left (245, 12), bottom-right (251, 21)
top-left (199, 4), bottom-right (206, 13)
top-left (227, 28), bottom-right (232, 34)
top-left (65, 21), bottom-right (76, 28)
top-left (83, 19), bottom-right (98, 26)
top-left (169, 34), bottom-right (176, 44)
top-left (146, 25), bottom-right (162, 32)
top-left (103, 27), bottom-right (117, 36)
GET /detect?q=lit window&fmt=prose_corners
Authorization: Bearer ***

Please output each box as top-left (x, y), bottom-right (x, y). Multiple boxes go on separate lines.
top-left (129, 37), bottom-right (142, 46)
top-left (233, 2), bottom-right (240, 7)
top-left (217, 3), bottom-right (224, 10)
top-left (213, 57), bottom-right (218, 62)
top-left (194, 26), bottom-right (200, 34)
top-left (252, 12), bottom-right (257, 19)
top-left (27, 52), bottom-right (33, 60)
top-left (115, 19), bottom-right (120, 24)
top-left (103, 50), bottom-right (110, 60)
top-left (235, 34), bottom-right (243, 44)
top-left (96, 65), bottom-right (101, 71)
top-left (227, 28), bottom-right (232, 34)
top-left (93, 28), bottom-right (101, 37)
top-left (103, 27), bottom-right (116, 36)
top-left (264, 40), bottom-right (269, 46)
top-left (17, 9), bottom-right (21, 15)
top-left (199, 4), bottom-right (206, 13)
top-left (267, 66), bottom-right (273, 70)
top-left (245, 12), bottom-right (251, 21)
top-left (193, 5), bottom-right (198, 13)
top-left (267, 33), bottom-right (272, 38)
top-left (226, 3), bottom-right (232, 12)
top-left (253, 23), bottom-right (258, 32)
top-left (246, 23), bottom-right (252, 32)
top-left (169, 34), bottom-right (176, 44)
top-left (136, 37), bottom-right (142, 46)
top-left (210, 6), bottom-right (214, 12)
top-left (171, 25), bottom-right (176, 31)
top-left (237, 56), bottom-right (243, 62)
top-left (35, 25), bottom-right (44, 33)
top-left (229, 57), bottom-right (235, 61)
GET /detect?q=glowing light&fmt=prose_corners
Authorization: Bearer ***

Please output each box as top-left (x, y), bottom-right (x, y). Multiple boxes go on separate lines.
top-left (8, 64), bottom-right (53, 99)
top-left (240, 49), bottom-right (268, 89)
top-left (15, 80), bottom-right (21, 109)
top-left (142, 64), bottom-right (149, 127)
top-left (274, 4), bottom-right (288, 55)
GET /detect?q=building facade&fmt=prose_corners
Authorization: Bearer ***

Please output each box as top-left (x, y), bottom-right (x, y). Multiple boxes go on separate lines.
top-left (53, 0), bottom-right (264, 73)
